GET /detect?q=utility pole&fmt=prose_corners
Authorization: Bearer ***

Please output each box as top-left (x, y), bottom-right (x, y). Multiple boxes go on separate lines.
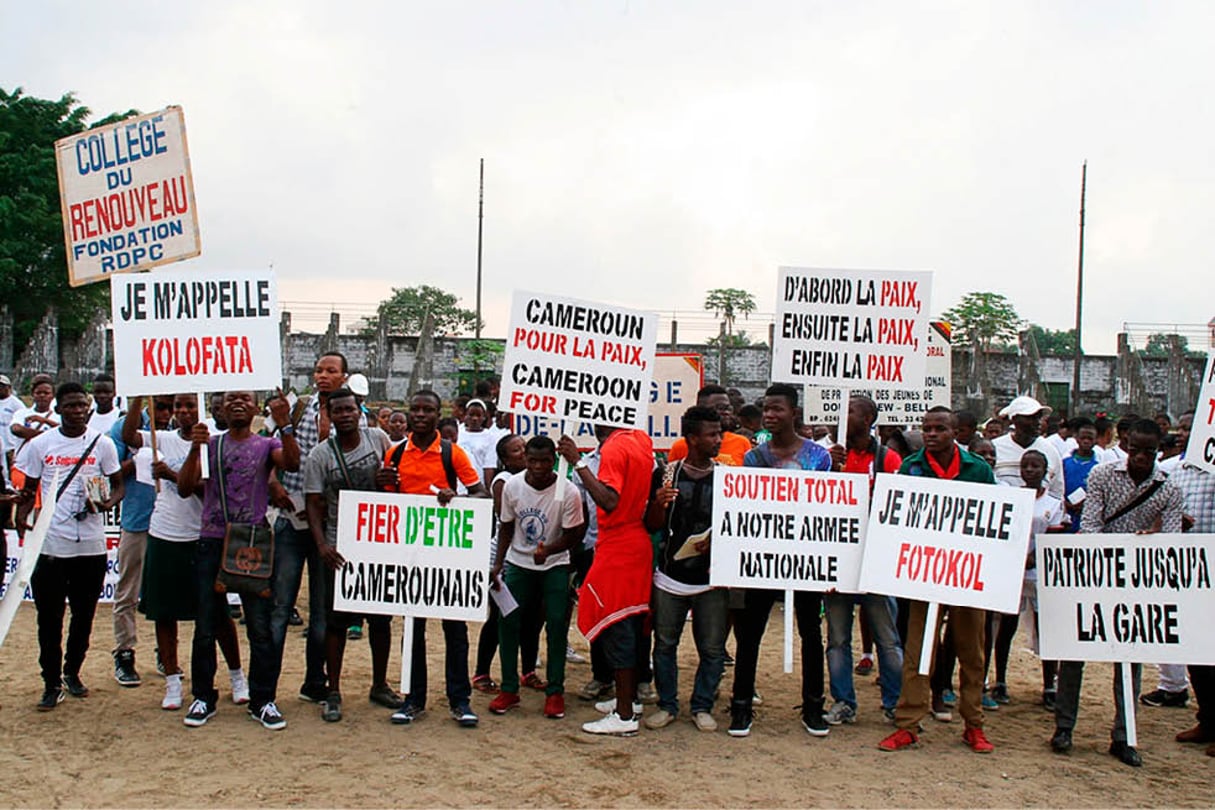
top-left (475, 158), bottom-right (484, 344)
top-left (1071, 161), bottom-right (1087, 415)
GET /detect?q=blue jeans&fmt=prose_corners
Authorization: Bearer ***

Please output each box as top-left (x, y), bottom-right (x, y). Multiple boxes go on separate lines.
top-left (192, 538), bottom-right (278, 709)
top-left (270, 518), bottom-right (327, 691)
top-left (825, 592), bottom-right (903, 710)
top-left (652, 586), bottom-right (728, 715)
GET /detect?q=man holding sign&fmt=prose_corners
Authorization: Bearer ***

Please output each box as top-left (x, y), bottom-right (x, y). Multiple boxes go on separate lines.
top-left (878, 407), bottom-right (997, 754)
top-left (1051, 418), bottom-right (1183, 767)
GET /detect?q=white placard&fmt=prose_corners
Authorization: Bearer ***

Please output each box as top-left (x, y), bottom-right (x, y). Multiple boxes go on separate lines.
top-left (1185, 353), bottom-right (1215, 475)
top-left (109, 267), bottom-right (283, 396)
top-left (512, 353), bottom-right (702, 451)
top-left (3, 505), bottom-right (122, 603)
top-left (498, 291), bottom-right (658, 431)
top-left (803, 321), bottom-right (952, 426)
top-left (858, 474), bottom-right (1034, 613)
top-left (709, 468), bottom-right (870, 592)
top-left (1037, 533), bottom-right (1215, 665)
top-left (55, 106), bottom-right (201, 287)
top-left (333, 491), bottom-right (493, 622)
top-left (773, 267), bottom-right (932, 391)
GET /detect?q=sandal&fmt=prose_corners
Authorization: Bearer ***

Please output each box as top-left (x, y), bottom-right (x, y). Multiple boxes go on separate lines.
top-left (472, 675), bottom-right (500, 694)
top-left (522, 671), bottom-right (547, 691)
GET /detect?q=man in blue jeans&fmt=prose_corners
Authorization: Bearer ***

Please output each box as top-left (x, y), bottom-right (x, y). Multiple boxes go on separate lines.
top-left (644, 406), bottom-right (729, 732)
top-left (269, 351), bottom-right (350, 702)
top-left (824, 394), bottom-right (904, 724)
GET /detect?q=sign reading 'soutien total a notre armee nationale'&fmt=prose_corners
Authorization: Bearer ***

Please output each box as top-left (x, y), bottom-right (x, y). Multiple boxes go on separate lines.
top-left (710, 468), bottom-right (871, 592)
top-left (109, 267), bottom-right (283, 397)
top-left (334, 491), bottom-right (494, 622)
top-left (498, 291), bottom-right (658, 432)
top-left (1037, 533), bottom-right (1215, 665)
top-left (55, 106), bottom-right (201, 287)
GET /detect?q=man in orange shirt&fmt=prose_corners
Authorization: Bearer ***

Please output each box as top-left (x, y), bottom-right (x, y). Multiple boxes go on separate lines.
top-left (666, 385), bottom-right (751, 466)
top-left (375, 390), bottom-right (487, 728)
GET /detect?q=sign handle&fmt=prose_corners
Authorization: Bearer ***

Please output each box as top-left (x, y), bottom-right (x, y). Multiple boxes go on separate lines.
top-left (918, 601), bottom-right (939, 676)
top-left (837, 387), bottom-right (849, 446)
top-left (399, 615), bottom-right (414, 696)
top-left (783, 589), bottom-right (794, 674)
top-left (197, 393), bottom-right (210, 480)
top-left (0, 471), bottom-right (59, 648)
top-left (556, 419), bottom-right (570, 482)
top-left (1121, 663), bottom-right (1138, 748)
top-left (149, 419), bottom-right (161, 494)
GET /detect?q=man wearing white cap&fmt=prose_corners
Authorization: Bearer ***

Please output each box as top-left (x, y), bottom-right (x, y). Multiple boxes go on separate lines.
top-left (345, 373), bottom-right (376, 429)
top-left (992, 396), bottom-right (1064, 501)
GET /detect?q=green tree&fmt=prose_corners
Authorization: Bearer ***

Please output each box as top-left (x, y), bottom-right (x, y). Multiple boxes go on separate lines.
top-left (941, 292), bottom-right (1022, 354)
top-left (1027, 324), bottom-right (1076, 355)
top-left (704, 287), bottom-right (756, 339)
top-left (362, 284), bottom-right (480, 336)
top-left (707, 330), bottom-right (756, 348)
top-left (0, 87), bottom-right (137, 355)
top-left (455, 338), bottom-right (504, 371)
top-left (1141, 332), bottom-right (1205, 358)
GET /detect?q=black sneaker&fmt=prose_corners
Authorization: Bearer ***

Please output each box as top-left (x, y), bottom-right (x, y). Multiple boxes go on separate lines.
top-left (183, 699), bottom-right (217, 727)
top-left (991, 683), bottom-right (1011, 705)
top-left (1050, 728), bottom-right (1073, 753)
top-left (250, 701), bottom-right (287, 730)
top-left (369, 684), bottom-right (405, 709)
top-left (451, 702), bottom-right (479, 728)
top-left (37, 686), bottom-right (65, 711)
top-left (1109, 739), bottom-right (1142, 767)
top-left (288, 607), bottom-right (304, 626)
top-left (391, 701), bottom-right (425, 725)
top-left (114, 650), bottom-right (141, 687)
top-left (802, 709), bottom-right (830, 738)
top-left (1042, 689), bottom-right (1057, 711)
top-left (322, 692), bottom-right (342, 723)
top-left (62, 673), bottom-right (89, 698)
top-left (155, 647), bottom-right (167, 677)
top-left (728, 700), bottom-right (752, 738)
top-left (299, 682), bottom-right (329, 703)
top-left (1140, 688), bottom-right (1188, 708)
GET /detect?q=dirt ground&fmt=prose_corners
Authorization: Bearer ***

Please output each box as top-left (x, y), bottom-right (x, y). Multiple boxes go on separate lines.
top-left (0, 596), bottom-right (1210, 809)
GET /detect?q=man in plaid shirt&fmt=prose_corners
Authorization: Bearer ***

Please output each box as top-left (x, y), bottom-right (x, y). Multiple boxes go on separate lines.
top-left (1051, 418), bottom-right (1184, 767)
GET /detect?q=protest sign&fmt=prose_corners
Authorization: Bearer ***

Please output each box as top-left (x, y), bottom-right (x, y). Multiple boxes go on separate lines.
top-left (512, 353), bottom-right (702, 451)
top-left (773, 267), bottom-right (933, 390)
top-left (55, 106), bottom-right (200, 287)
top-left (1185, 353), bottom-right (1215, 475)
top-left (333, 491), bottom-right (493, 622)
top-left (858, 475), bottom-right (1034, 612)
top-left (710, 468), bottom-right (870, 592)
top-left (498, 291), bottom-right (658, 432)
top-left (2, 504), bottom-right (122, 604)
top-left (109, 267), bottom-right (283, 397)
top-left (803, 321), bottom-right (952, 425)
top-left (1037, 533), bottom-right (1215, 665)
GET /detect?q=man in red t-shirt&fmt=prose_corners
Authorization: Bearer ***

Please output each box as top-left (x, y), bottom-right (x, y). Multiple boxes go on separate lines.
top-left (822, 395), bottom-right (904, 725)
top-left (558, 427), bottom-right (654, 736)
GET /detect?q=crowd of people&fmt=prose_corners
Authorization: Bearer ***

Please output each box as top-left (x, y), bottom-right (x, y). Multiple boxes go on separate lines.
top-left (0, 358), bottom-right (1211, 769)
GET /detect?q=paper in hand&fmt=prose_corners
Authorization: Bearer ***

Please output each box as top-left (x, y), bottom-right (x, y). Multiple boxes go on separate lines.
top-left (491, 573), bottom-right (519, 616)
top-left (673, 527), bottom-right (711, 561)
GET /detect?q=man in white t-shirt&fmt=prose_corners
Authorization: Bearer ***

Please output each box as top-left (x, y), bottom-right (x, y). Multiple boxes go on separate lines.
top-left (488, 435), bottom-right (585, 720)
top-left (15, 381), bottom-right (124, 712)
top-left (992, 396), bottom-right (1064, 501)
top-left (86, 375), bottom-right (120, 435)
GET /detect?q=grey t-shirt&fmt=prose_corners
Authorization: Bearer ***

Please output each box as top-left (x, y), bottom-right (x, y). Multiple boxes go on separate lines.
top-left (303, 427), bottom-right (390, 545)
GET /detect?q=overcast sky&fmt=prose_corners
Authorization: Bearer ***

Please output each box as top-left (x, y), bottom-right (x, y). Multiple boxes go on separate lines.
top-left (6, 1), bottom-right (1213, 351)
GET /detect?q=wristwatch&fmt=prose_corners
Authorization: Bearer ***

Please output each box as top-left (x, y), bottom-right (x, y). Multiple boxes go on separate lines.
top-left (573, 458), bottom-right (588, 471)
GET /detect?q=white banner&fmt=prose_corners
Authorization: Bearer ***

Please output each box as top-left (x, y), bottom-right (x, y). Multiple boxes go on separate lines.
top-left (1037, 533), bottom-right (1215, 665)
top-left (110, 267), bottom-right (283, 396)
top-left (333, 491), bottom-right (493, 622)
top-left (803, 321), bottom-right (952, 426)
top-left (498, 291), bottom-right (658, 431)
top-left (858, 475), bottom-right (1034, 613)
top-left (709, 468), bottom-right (870, 592)
top-left (512, 353), bottom-right (702, 451)
top-left (55, 106), bottom-right (201, 287)
top-left (773, 267), bottom-right (932, 390)
top-left (1184, 353), bottom-right (1215, 475)
top-left (2, 506), bottom-right (122, 602)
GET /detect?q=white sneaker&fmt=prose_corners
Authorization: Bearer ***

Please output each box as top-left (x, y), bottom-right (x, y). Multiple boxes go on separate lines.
top-left (693, 711), bottom-right (718, 732)
top-left (565, 645), bottom-right (587, 664)
top-left (644, 708), bottom-right (675, 729)
top-left (751, 690), bottom-right (764, 706)
top-left (595, 697), bottom-right (642, 715)
top-left (824, 701), bottom-right (857, 725)
top-left (582, 711), bottom-right (639, 736)
top-left (637, 682), bottom-right (658, 704)
top-left (162, 674), bottom-right (184, 710)
top-left (230, 669), bottom-right (250, 705)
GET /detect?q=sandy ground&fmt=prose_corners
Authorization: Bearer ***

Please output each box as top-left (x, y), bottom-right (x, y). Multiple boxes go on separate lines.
top-left (0, 594), bottom-right (1210, 809)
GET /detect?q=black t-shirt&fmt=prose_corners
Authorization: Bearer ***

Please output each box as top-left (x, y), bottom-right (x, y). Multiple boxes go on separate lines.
top-left (650, 461), bottom-right (715, 586)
